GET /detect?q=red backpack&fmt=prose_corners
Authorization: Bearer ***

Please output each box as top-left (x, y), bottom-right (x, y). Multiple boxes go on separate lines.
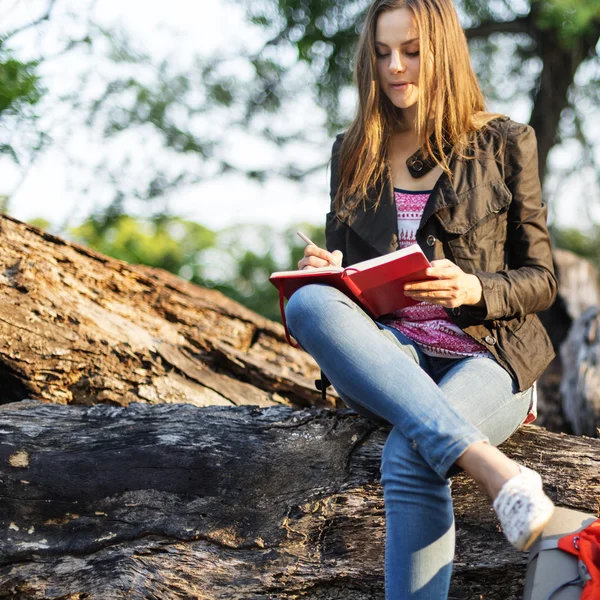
top-left (524, 509), bottom-right (599, 600)
top-left (555, 518), bottom-right (600, 599)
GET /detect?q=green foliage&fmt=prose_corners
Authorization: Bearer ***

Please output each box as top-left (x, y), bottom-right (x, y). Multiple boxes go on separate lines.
top-left (88, 68), bottom-right (212, 157)
top-left (28, 217), bottom-right (51, 230)
top-left (0, 49), bottom-right (43, 162)
top-left (0, 54), bottom-right (41, 114)
top-left (240, 0), bottom-right (364, 133)
top-left (535, 0), bottom-right (600, 48)
top-left (551, 225), bottom-right (600, 271)
top-left (203, 222), bottom-right (326, 321)
top-left (70, 212), bottom-right (216, 278)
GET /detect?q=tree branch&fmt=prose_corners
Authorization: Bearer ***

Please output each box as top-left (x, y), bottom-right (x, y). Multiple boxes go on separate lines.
top-left (465, 16), bottom-right (532, 40)
top-left (572, 107), bottom-right (600, 209)
top-left (1, 0), bottom-right (57, 45)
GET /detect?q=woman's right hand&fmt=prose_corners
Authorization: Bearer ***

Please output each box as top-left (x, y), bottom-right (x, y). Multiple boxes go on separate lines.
top-left (297, 245), bottom-right (343, 270)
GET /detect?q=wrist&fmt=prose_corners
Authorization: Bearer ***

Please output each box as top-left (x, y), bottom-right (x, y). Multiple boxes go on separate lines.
top-left (465, 274), bottom-right (484, 307)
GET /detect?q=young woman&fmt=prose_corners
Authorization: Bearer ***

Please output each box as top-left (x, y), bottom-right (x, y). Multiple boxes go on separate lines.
top-left (284, 0), bottom-right (557, 598)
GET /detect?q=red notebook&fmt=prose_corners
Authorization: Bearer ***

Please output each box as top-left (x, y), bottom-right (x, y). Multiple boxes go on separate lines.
top-left (269, 244), bottom-right (433, 346)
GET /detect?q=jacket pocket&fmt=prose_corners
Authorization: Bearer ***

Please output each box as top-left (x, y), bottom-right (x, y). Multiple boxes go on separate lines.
top-left (436, 179), bottom-right (511, 235)
top-left (441, 180), bottom-right (511, 271)
top-left (495, 314), bottom-right (555, 391)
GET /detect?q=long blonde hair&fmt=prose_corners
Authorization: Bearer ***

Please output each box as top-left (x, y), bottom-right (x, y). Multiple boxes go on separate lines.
top-left (333, 0), bottom-right (502, 212)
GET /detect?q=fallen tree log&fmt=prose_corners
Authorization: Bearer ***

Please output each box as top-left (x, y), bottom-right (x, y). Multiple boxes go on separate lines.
top-left (0, 401), bottom-right (598, 599)
top-left (0, 215), bottom-right (330, 409)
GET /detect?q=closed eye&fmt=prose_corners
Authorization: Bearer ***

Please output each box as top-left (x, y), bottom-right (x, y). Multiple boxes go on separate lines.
top-left (376, 50), bottom-right (419, 58)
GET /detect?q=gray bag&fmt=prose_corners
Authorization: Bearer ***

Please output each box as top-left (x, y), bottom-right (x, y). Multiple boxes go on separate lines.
top-left (522, 507), bottom-right (596, 600)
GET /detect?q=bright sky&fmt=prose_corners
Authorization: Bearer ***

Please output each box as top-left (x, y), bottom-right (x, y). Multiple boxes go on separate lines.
top-left (2, 0), bottom-right (599, 233)
top-left (2, 0), bottom-right (338, 232)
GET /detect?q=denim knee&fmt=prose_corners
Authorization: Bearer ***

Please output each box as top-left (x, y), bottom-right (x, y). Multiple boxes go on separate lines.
top-left (381, 426), bottom-right (447, 491)
top-left (284, 284), bottom-right (341, 340)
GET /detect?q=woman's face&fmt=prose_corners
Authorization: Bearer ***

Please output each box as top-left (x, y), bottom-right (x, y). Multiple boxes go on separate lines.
top-left (375, 7), bottom-right (421, 111)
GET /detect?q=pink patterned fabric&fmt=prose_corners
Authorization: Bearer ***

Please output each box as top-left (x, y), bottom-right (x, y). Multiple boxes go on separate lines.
top-left (385, 189), bottom-right (492, 359)
top-left (383, 188), bottom-right (537, 424)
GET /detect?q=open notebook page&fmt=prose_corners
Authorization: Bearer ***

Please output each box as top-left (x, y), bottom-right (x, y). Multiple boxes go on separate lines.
top-left (270, 264), bottom-right (344, 277)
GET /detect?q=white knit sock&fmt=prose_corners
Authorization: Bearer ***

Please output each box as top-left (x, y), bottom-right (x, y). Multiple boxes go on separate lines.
top-left (492, 465), bottom-right (555, 551)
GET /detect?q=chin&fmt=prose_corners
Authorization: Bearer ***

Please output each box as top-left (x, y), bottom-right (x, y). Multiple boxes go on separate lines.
top-left (387, 97), bottom-right (418, 110)
top-left (383, 91), bottom-right (418, 110)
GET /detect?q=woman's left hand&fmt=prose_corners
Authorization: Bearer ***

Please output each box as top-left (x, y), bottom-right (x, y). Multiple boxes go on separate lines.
top-left (403, 259), bottom-right (485, 308)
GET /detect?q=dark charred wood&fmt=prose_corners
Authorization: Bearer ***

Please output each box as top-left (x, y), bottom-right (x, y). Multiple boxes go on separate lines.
top-left (0, 401), bottom-right (598, 599)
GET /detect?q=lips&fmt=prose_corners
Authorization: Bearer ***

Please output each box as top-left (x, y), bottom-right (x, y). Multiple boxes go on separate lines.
top-left (390, 82), bottom-right (411, 89)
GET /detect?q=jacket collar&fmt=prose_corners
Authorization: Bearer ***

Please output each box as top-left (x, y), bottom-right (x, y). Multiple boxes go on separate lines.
top-left (337, 167), bottom-right (399, 256)
top-left (419, 171), bottom-right (459, 231)
top-left (406, 137), bottom-right (454, 179)
top-left (338, 156), bottom-right (460, 255)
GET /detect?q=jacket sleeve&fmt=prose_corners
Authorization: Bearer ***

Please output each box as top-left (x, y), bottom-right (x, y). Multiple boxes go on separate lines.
top-left (325, 133), bottom-right (349, 267)
top-left (470, 123), bottom-right (558, 320)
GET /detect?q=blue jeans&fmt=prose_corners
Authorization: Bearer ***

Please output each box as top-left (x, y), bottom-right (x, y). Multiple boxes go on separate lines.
top-left (285, 284), bottom-right (532, 600)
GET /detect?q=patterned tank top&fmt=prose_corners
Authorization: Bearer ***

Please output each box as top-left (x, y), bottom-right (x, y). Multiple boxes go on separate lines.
top-left (383, 188), bottom-right (492, 359)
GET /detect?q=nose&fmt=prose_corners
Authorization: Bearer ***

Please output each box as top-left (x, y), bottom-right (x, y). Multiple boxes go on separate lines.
top-left (388, 49), bottom-right (405, 74)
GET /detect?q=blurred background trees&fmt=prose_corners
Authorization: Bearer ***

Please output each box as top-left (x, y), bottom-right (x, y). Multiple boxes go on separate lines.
top-left (0, 0), bottom-right (599, 320)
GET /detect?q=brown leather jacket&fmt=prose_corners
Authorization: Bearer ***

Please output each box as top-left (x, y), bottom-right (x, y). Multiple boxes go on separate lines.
top-left (325, 116), bottom-right (557, 392)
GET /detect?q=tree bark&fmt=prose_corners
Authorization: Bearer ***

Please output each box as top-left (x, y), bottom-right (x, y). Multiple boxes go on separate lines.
top-left (527, 11), bottom-right (600, 184)
top-left (561, 305), bottom-right (600, 437)
top-left (0, 215), bottom-right (331, 410)
top-left (553, 248), bottom-right (600, 320)
top-left (0, 400), bottom-right (599, 600)
top-left (466, 9), bottom-right (600, 186)
top-left (536, 249), bottom-right (600, 433)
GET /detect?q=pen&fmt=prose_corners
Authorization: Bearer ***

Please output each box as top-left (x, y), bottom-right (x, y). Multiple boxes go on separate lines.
top-left (296, 231), bottom-right (317, 246)
top-left (296, 230), bottom-right (337, 266)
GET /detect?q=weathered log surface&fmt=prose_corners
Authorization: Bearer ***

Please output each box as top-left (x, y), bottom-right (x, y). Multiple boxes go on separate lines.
top-left (561, 306), bottom-right (600, 437)
top-left (554, 248), bottom-right (600, 321)
top-left (0, 401), bottom-right (599, 599)
top-left (0, 215), bottom-right (331, 409)
top-left (536, 249), bottom-right (600, 432)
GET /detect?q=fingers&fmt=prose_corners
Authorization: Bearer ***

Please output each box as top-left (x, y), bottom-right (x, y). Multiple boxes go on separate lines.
top-left (403, 286), bottom-right (466, 307)
top-left (429, 259), bottom-right (455, 269)
top-left (404, 279), bottom-right (460, 293)
top-left (404, 269), bottom-right (481, 307)
top-left (425, 260), bottom-right (462, 280)
top-left (405, 262), bottom-right (467, 306)
top-left (331, 250), bottom-right (343, 266)
top-left (297, 245), bottom-right (341, 270)
top-left (299, 256), bottom-right (330, 270)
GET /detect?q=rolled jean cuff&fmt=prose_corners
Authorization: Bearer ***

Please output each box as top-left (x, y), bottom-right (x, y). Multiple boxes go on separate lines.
top-left (434, 431), bottom-right (489, 480)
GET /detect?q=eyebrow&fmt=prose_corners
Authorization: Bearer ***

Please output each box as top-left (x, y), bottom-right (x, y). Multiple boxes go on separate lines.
top-left (375, 37), bottom-right (419, 47)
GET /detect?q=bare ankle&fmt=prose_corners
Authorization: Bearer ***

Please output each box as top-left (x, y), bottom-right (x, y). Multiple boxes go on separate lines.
top-left (456, 442), bottom-right (520, 500)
